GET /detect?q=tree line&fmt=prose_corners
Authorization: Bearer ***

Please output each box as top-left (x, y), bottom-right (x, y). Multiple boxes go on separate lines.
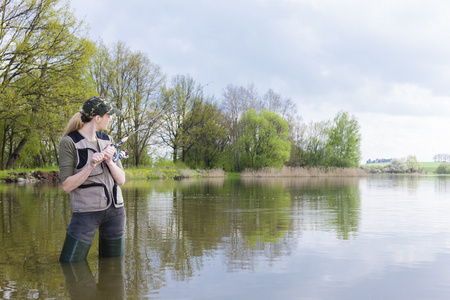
top-left (361, 156), bottom-right (421, 174)
top-left (433, 154), bottom-right (450, 163)
top-left (0, 0), bottom-right (362, 171)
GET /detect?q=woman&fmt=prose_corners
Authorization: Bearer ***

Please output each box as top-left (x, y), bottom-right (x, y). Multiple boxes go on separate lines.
top-left (59, 96), bottom-right (126, 262)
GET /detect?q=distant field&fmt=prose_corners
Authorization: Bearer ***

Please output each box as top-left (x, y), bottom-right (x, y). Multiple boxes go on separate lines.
top-left (419, 162), bottom-right (441, 173)
top-left (363, 162), bottom-right (441, 174)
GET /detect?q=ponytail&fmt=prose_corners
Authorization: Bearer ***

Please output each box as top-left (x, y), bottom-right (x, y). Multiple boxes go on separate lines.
top-left (62, 112), bottom-right (85, 137)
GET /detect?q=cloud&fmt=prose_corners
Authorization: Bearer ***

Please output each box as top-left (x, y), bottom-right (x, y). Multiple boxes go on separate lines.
top-left (70, 0), bottom-right (450, 162)
top-left (358, 113), bottom-right (450, 162)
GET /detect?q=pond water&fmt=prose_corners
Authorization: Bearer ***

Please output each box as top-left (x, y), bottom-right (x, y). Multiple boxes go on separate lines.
top-left (2, 176), bottom-right (450, 299)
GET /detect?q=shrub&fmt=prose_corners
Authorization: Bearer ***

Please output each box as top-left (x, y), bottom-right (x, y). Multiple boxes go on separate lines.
top-left (436, 163), bottom-right (450, 174)
top-left (385, 159), bottom-right (407, 173)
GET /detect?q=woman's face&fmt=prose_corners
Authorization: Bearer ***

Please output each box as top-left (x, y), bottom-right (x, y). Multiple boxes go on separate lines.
top-left (97, 114), bottom-right (112, 130)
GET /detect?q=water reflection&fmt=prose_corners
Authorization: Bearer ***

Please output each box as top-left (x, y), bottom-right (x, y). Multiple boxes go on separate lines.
top-left (280, 177), bottom-right (361, 239)
top-left (0, 177), bottom-right (370, 299)
top-left (122, 177), bottom-right (362, 295)
top-left (435, 175), bottom-right (450, 193)
top-left (61, 256), bottom-right (125, 300)
top-left (364, 174), bottom-right (421, 191)
top-left (0, 182), bottom-right (71, 299)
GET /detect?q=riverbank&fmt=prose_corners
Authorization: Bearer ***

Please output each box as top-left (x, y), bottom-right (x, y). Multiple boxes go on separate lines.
top-left (1, 169), bottom-right (61, 183)
top-left (0, 166), bottom-right (370, 183)
top-left (0, 167), bottom-right (227, 182)
top-left (125, 167), bottom-right (226, 180)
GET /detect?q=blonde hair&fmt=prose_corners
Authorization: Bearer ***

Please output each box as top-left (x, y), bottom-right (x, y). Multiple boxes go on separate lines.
top-left (62, 112), bottom-right (85, 137)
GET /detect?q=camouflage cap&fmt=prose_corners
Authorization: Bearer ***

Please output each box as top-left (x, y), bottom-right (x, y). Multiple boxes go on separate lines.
top-left (81, 97), bottom-right (121, 117)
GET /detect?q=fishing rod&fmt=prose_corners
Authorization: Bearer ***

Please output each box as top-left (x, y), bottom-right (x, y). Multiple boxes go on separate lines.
top-left (111, 105), bottom-right (175, 162)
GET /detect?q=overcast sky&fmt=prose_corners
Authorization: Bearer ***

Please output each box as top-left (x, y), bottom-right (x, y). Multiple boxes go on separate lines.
top-left (70, 0), bottom-right (450, 163)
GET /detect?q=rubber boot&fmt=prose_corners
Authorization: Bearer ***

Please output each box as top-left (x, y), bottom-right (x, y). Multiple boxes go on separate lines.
top-left (59, 232), bottom-right (91, 262)
top-left (99, 236), bottom-right (125, 257)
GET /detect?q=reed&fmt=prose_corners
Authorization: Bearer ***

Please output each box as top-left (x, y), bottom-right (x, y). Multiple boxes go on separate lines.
top-left (196, 168), bottom-right (227, 177)
top-left (241, 166), bottom-right (368, 177)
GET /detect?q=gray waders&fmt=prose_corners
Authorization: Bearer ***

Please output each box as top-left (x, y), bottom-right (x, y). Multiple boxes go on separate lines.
top-left (60, 232), bottom-right (125, 262)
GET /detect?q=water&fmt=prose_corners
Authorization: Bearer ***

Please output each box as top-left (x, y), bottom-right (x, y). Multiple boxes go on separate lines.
top-left (2, 176), bottom-right (450, 299)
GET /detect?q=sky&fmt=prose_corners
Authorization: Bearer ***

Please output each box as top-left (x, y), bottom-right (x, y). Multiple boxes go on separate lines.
top-left (69, 0), bottom-right (450, 163)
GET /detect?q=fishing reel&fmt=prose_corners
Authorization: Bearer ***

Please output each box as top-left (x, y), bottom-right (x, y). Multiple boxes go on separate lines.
top-left (113, 149), bottom-right (129, 162)
top-left (110, 141), bottom-right (129, 162)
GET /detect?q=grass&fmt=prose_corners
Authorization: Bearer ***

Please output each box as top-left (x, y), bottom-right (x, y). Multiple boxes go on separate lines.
top-left (125, 167), bottom-right (187, 180)
top-left (0, 166), bottom-right (227, 181)
top-left (226, 172), bottom-right (241, 179)
top-left (124, 167), bottom-right (227, 179)
top-left (1, 161), bottom-right (445, 181)
top-left (418, 162), bottom-right (442, 174)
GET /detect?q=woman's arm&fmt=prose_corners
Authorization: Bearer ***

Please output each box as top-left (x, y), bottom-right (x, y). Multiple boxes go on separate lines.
top-left (103, 145), bottom-right (126, 186)
top-left (59, 137), bottom-right (125, 193)
top-left (61, 152), bottom-right (106, 193)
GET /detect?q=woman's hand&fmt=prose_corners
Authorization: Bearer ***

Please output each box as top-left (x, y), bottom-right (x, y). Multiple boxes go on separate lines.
top-left (90, 152), bottom-right (105, 166)
top-left (102, 145), bottom-right (116, 164)
top-left (62, 145), bottom-right (123, 194)
top-left (90, 145), bottom-right (116, 166)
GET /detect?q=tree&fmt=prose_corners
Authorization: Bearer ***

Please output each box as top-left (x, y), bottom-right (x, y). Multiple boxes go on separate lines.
top-left (0, 0), bottom-right (95, 169)
top-left (220, 84), bottom-right (246, 171)
top-left (326, 111), bottom-right (361, 168)
top-left (261, 88), bottom-right (297, 121)
top-left (159, 75), bottom-right (208, 163)
top-left (90, 41), bottom-right (165, 166)
top-left (220, 83), bottom-right (297, 171)
top-left (287, 119), bottom-right (328, 167)
top-left (305, 121), bottom-right (329, 166)
top-left (183, 102), bottom-right (228, 169)
top-left (237, 109), bottom-right (290, 169)
top-left (406, 155), bottom-right (420, 173)
top-left (433, 154), bottom-right (450, 163)
top-left (436, 163), bottom-right (450, 174)
top-left (386, 158), bottom-right (406, 173)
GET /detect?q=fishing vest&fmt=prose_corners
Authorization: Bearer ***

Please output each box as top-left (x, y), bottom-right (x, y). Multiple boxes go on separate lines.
top-left (67, 131), bottom-right (124, 213)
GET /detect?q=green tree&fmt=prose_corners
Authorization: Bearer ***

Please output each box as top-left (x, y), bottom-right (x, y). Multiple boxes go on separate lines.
top-left (0, 0), bottom-right (95, 169)
top-left (220, 84), bottom-right (297, 171)
top-left (159, 75), bottom-right (208, 163)
top-left (90, 41), bottom-right (165, 166)
top-left (436, 163), bottom-right (450, 174)
top-left (183, 102), bottom-right (228, 168)
top-left (238, 109), bottom-right (290, 169)
top-left (305, 121), bottom-right (329, 166)
top-left (287, 120), bottom-right (328, 167)
top-left (406, 155), bottom-right (420, 173)
top-left (326, 111), bottom-right (361, 168)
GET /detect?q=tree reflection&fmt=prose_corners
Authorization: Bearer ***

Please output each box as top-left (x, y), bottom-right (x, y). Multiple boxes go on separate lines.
top-left (0, 177), bottom-right (362, 299)
top-left (123, 176), bottom-right (361, 293)
top-left (0, 182), bottom-right (71, 299)
top-left (279, 177), bottom-right (361, 240)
